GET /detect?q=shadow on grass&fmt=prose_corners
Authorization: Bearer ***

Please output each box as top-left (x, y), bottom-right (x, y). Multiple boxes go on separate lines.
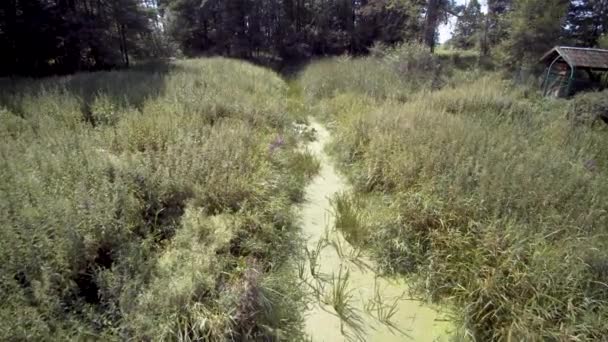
top-left (0, 61), bottom-right (182, 120)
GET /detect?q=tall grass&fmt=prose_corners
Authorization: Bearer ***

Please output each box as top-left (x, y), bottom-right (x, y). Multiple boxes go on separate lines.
top-left (0, 58), bottom-right (316, 340)
top-left (299, 43), bottom-right (442, 103)
top-left (299, 50), bottom-right (608, 340)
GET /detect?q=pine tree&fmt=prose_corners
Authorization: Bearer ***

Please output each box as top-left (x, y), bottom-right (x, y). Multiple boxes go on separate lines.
top-left (0, 0), bottom-right (157, 75)
top-left (487, 0), bottom-right (512, 48)
top-left (501, 0), bottom-right (569, 67)
top-left (162, 0), bottom-right (426, 60)
top-left (423, 0), bottom-right (458, 52)
top-left (452, 0), bottom-right (482, 50)
top-left (563, 0), bottom-right (608, 47)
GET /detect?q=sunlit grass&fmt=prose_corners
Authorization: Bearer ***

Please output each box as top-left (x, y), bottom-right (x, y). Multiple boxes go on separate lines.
top-left (0, 58), bottom-right (314, 340)
top-left (298, 51), bottom-right (608, 340)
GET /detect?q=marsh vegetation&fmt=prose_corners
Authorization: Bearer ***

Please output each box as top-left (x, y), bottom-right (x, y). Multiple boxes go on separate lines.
top-left (2, 39), bottom-right (608, 341)
top-left (0, 59), bottom-right (319, 340)
top-left (3, 0), bottom-right (608, 339)
top-left (299, 44), bottom-right (608, 340)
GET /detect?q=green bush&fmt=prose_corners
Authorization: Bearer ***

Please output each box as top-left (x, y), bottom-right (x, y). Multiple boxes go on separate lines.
top-left (381, 43), bottom-right (443, 90)
top-left (567, 89), bottom-right (608, 126)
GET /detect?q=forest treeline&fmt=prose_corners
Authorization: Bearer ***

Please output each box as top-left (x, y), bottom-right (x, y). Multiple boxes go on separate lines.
top-left (1, 0), bottom-right (607, 76)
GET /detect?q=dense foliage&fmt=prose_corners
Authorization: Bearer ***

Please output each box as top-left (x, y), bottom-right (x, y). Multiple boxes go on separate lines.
top-left (162, 0), bottom-right (427, 59)
top-left (565, 0), bottom-right (608, 47)
top-left (0, 0), bottom-right (168, 76)
top-left (501, 0), bottom-right (570, 66)
top-left (451, 0), bottom-right (482, 50)
top-left (1, 0), bottom-right (608, 76)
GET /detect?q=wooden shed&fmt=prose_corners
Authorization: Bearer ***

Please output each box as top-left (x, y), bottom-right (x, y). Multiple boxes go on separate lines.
top-left (540, 46), bottom-right (608, 97)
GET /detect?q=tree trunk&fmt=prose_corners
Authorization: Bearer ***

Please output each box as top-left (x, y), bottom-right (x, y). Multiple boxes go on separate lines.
top-left (7, 0), bottom-right (18, 72)
top-left (480, 14), bottom-right (490, 57)
top-left (423, 0), bottom-right (440, 52)
top-left (121, 24), bottom-right (129, 67)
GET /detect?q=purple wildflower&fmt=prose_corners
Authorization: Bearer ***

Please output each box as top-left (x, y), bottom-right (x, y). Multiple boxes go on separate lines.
top-left (269, 135), bottom-right (285, 154)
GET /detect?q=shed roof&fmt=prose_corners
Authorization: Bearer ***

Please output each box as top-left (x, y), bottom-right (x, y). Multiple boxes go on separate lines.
top-left (540, 46), bottom-right (608, 70)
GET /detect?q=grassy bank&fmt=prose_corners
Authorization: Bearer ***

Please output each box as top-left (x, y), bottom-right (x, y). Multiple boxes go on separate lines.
top-left (0, 58), bottom-right (318, 340)
top-left (299, 46), bottom-right (608, 340)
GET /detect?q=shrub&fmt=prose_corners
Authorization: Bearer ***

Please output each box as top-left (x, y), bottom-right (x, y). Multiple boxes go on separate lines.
top-left (382, 43), bottom-right (443, 90)
top-left (567, 89), bottom-right (608, 126)
top-left (299, 43), bottom-right (444, 102)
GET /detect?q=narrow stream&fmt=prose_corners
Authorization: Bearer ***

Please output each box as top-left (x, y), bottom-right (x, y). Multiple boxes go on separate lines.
top-left (300, 119), bottom-right (453, 342)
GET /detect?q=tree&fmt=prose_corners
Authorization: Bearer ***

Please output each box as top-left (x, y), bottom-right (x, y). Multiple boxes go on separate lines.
top-left (486, 0), bottom-right (512, 48)
top-left (357, 0), bottom-right (425, 52)
top-left (422, 0), bottom-right (457, 52)
top-left (563, 0), bottom-right (608, 47)
top-left (162, 0), bottom-right (426, 61)
top-left (452, 0), bottom-right (482, 50)
top-left (0, 0), bottom-right (159, 76)
top-left (501, 0), bottom-right (569, 67)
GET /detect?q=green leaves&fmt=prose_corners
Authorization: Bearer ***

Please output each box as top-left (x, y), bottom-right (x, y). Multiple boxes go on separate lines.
top-left (501, 0), bottom-right (569, 66)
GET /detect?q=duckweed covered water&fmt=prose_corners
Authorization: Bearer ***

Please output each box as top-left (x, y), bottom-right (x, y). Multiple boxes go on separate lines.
top-left (300, 119), bottom-right (454, 341)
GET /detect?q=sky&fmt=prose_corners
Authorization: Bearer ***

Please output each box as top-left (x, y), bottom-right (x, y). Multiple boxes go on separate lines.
top-left (438, 0), bottom-right (488, 44)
